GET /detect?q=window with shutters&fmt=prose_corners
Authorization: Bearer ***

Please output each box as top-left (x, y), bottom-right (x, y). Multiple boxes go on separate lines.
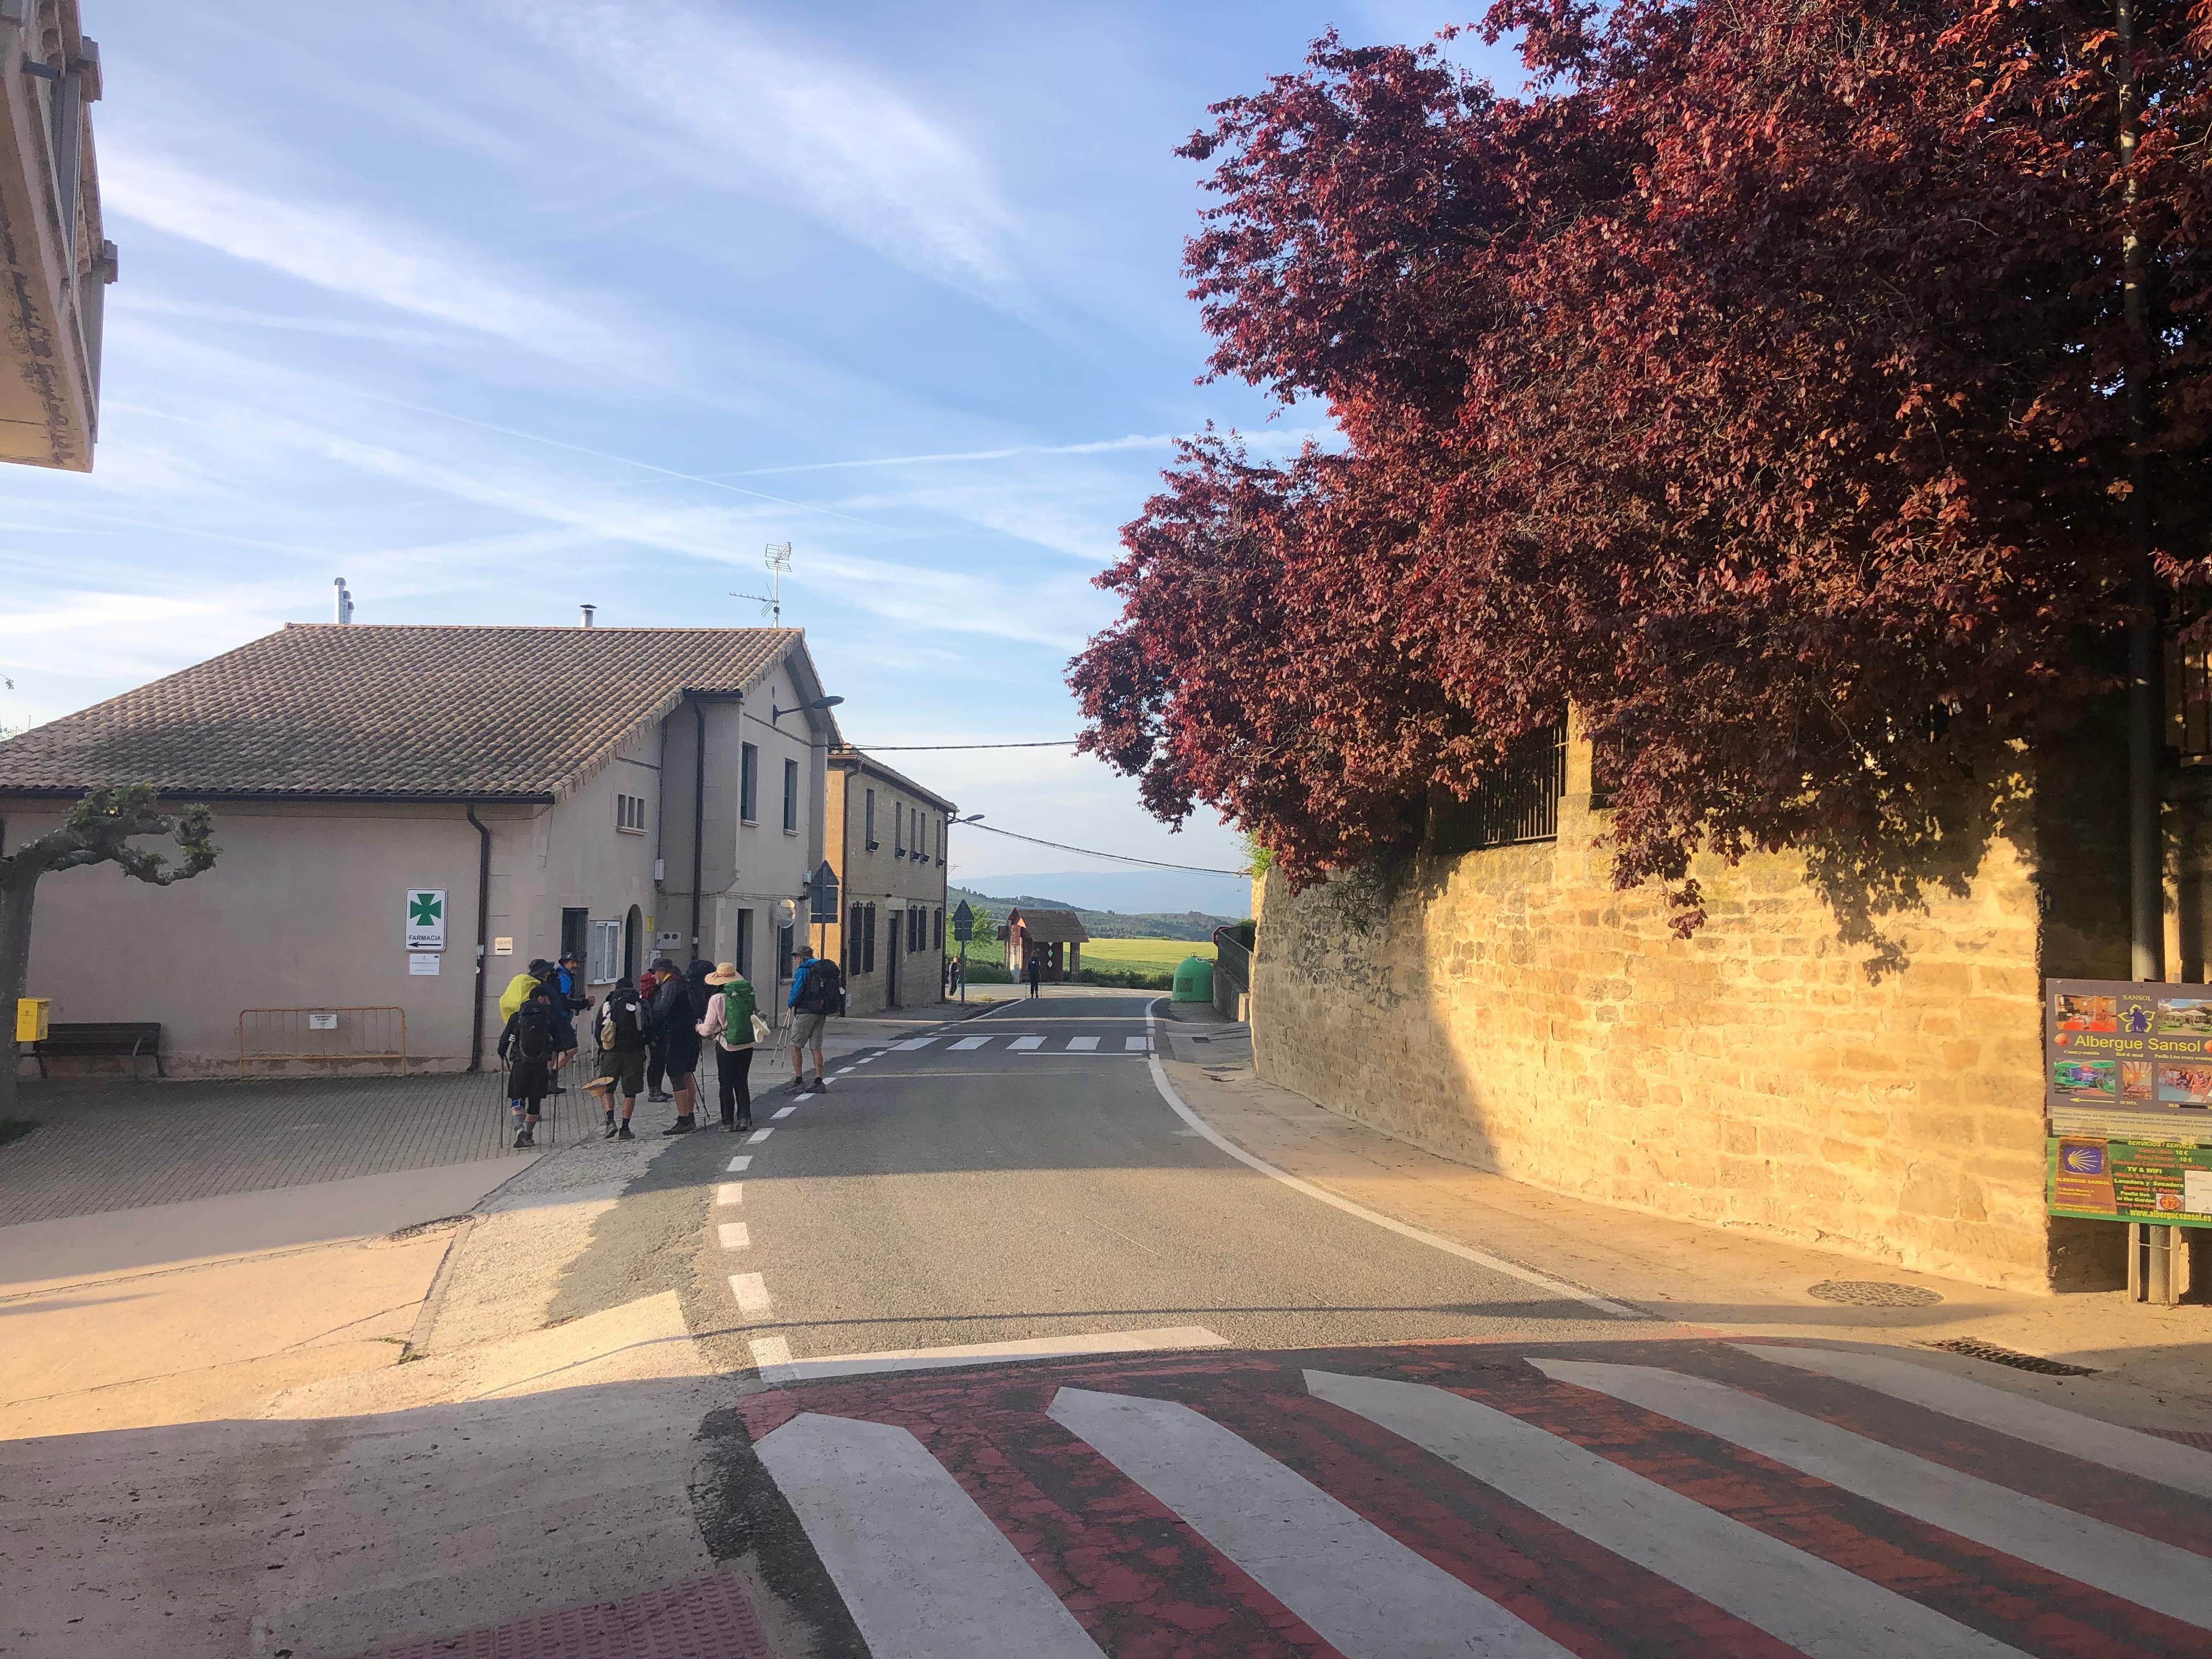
top-left (615, 793), bottom-right (647, 834)
top-left (740, 743), bottom-right (759, 824)
top-left (589, 919), bottom-right (620, 984)
top-left (782, 758), bottom-right (799, 833)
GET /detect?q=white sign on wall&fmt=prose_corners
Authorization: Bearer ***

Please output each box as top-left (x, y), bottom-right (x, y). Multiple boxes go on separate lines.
top-left (307, 1012), bottom-right (338, 1031)
top-left (408, 952), bottom-right (441, 976)
top-left (493, 937), bottom-right (514, 956)
top-left (406, 889), bottom-right (448, 951)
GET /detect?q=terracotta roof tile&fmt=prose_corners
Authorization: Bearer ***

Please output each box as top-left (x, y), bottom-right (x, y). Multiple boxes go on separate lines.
top-left (0, 624), bottom-right (804, 799)
top-left (1009, 907), bottom-right (1089, 943)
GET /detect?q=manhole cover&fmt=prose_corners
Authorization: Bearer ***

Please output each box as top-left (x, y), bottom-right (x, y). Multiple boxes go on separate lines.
top-left (1923, 1337), bottom-right (2097, 1376)
top-left (1806, 1280), bottom-right (1943, 1308)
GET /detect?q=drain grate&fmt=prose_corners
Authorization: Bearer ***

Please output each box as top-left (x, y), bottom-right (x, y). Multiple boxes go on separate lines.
top-left (1922, 1337), bottom-right (2099, 1376)
top-left (1806, 1280), bottom-right (1944, 1308)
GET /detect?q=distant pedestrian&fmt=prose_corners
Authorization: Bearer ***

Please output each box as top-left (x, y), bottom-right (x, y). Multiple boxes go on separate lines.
top-left (942, 955), bottom-right (953, 999)
top-left (786, 944), bottom-right (842, 1094)
top-left (698, 961), bottom-right (760, 1132)
top-left (586, 973), bottom-right (647, 1140)
top-left (498, 983), bottom-right (559, 1147)
top-left (1027, 951), bottom-right (1043, 998)
top-left (639, 961), bottom-right (674, 1101)
top-left (654, 957), bottom-right (711, 1134)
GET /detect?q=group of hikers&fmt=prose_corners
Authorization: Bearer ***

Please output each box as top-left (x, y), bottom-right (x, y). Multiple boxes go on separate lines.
top-left (494, 944), bottom-right (846, 1147)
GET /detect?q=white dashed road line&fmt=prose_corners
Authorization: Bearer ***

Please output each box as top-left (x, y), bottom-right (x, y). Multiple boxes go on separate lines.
top-left (749, 1335), bottom-right (793, 1370)
top-left (749, 1127), bottom-right (775, 1143)
top-left (716, 1182), bottom-right (743, 1206)
top-left (774, 1105), bottom-right (796, 1119)
top-left (729, 1272), bottom-right (773, 1315)
top-left (718, 1222), bottom-right (751, 1250)
top-left (726, 1156), bottom-right (752, 1172)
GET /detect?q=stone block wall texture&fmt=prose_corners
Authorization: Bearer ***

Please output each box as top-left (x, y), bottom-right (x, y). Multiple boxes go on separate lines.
top-left (1251, 797), bottom-right (2066, 1292)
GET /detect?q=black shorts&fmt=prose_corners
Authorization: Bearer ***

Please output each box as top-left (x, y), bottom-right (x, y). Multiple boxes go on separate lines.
top-left (603, 1047), bottom-right (646, 1097)
top-left (663, 1032), bottom-right (702, 1079)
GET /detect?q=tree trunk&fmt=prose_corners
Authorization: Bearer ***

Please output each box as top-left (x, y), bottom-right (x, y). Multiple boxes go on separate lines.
top-left (0, 870), bottom-right (38, 1124)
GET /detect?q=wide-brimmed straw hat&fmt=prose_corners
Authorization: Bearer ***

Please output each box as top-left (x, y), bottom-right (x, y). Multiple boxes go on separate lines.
top-left (703, 961), bottom-right (744, 985)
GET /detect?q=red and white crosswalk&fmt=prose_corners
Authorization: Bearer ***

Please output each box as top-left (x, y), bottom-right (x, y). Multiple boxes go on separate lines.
top-left (737, 1339), bottom-right (2212, 1658)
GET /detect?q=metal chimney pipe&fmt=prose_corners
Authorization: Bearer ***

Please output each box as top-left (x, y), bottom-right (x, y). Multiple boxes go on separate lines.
top-left (332, 577), bottom-right (353, 624)
top-left (579, 604), bottom-right (596, 628)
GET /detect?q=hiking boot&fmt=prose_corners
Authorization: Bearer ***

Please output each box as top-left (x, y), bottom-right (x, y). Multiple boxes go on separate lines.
top-left (647, 1090), bottom-right (673, 1103)
top-left (601, 1118), bottom-right (618, 1139)
top-left (736, 1116), bottom-right (754, 1132)
top-left (616, 1123), bottom-right (635, 1141)
top-left (514, 1128), bottom-right (534, 1148)
top-left (661, 1117), bottom-right (696, 1135)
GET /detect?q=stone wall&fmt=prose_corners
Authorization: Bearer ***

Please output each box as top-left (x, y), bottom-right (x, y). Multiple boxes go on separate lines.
top-left (1251, 766), bottom-right (2115, 1293)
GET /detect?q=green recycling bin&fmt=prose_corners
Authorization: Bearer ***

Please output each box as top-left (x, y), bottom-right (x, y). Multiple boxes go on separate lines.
top-left (1172, 956), bottom-right (1214, 1002)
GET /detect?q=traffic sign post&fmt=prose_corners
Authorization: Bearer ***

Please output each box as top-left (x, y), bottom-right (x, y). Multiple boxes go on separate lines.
top-left (952, 900), bottom-right (974, 1006)
top-left (809, 861), bottom-right (840, 963)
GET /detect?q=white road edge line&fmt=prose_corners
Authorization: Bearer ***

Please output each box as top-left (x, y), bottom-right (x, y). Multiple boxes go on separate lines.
top-left (718, 1221), bottom-right (751, 1250)
top-left (751, 1325), bottom-right (1227, 1386)
top-left (1142, 998), bottom-right (1641, 1321)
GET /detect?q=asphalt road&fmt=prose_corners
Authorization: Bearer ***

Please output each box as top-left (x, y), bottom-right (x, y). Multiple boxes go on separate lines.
top-left (525, 988), bottom-right (2212, 1659)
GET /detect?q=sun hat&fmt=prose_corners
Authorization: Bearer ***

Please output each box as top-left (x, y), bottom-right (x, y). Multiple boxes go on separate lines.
top-left (703, 961), bottom-right (743, 985)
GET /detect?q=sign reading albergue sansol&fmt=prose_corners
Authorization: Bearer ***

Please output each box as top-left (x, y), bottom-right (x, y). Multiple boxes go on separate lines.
top-left (2045, 978), bottom-right (2212, 1228)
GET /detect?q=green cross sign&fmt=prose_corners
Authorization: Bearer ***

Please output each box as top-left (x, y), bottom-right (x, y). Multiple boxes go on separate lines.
top-left (405, 888), bottom-right (449, 951)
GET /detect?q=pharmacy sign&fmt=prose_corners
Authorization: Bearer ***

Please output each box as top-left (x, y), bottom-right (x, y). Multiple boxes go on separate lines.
top-left (405, 888), bottom-right (448, 951)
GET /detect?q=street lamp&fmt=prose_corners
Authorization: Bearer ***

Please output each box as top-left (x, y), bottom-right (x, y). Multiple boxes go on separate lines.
top-left (771, 694), bottom-right (843, 724)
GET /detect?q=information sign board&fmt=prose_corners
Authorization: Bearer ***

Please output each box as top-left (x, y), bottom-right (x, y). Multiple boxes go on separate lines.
top-left (2044, 978), bottom-right (2212, 1222)
top-left (405, 888), bottom-right (447, 952)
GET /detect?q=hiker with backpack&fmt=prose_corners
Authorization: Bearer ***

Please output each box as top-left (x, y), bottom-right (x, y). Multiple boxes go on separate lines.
top-left (697, 961), bottom-right (762, 1132)
top-left (786, 943), bottom-right (843, 1095)
top-left (587, 974), bottom-right (648, 1140)
top-left (653, 957), bottom-right (711, 1134)
top-left (638, 964), bottom-right (673, 1101)
top-left (498, 982), bottom-right (559, 1147)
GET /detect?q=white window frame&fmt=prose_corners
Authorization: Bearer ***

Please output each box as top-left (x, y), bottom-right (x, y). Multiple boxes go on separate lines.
top-left (615, 792), bottom-right (647, 834)
top-left (588, 918), bottom-right (620, 984)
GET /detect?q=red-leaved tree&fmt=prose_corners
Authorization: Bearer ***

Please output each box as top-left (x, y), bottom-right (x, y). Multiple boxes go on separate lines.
top-left (1071, 1), bottom-right (2212, 929)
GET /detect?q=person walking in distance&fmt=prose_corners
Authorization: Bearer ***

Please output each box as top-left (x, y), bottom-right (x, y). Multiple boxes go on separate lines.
top-left (786, 943), bottom-right (842, 1094)
top-left (587, 973), bottom-right (648, 1140)
top-left (698, 961), bottom-right (759, 1132)
top-left (1027, 948), bottom-right (1043, 999)
top-left (655, 957), bottom-right (711, 1134)
top-left (498, 983), bottom-right (559, 1147)
top-left (638, 963), bottom-right (673, 1102)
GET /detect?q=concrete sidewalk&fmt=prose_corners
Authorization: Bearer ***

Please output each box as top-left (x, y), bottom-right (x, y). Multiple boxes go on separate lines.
top-left (1156, 1002), bottom-right (2212, 1431)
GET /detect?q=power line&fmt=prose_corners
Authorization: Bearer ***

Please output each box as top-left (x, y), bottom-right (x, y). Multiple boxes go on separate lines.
top-left (959, 820), bottom-right (1247, 876)
top-left (855, 739), bottom-right (1077, 751)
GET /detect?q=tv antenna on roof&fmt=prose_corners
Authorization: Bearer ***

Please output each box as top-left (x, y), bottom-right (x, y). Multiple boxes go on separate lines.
top-left (732, 542), bottom-right (793, 625)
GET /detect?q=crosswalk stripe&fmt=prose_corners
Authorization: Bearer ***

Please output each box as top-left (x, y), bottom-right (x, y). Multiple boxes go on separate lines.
top-left (892, 1037), bottom-right (937, 1050)
top-left (1066, 1036), bottom-right (1100, 1051)
top-left (757, 1413), bottom-right (1105, 1658)
top-left (950, 1036), bottom-right (990, 1050)
top-left (1008, 1036), bottom-right (1045, 1050)
top-left (1738, 1344), bottom-right (2212, 1501)
top-left (1306, 1369), bottom-right (2021, 1658)
top-left (1536, 1359), bottom-right (2212, 1630)
top-left (1049, 1386), bottom-right (1576, 1658)
top-left (1124, 1036), bottom-right (1150, 1051)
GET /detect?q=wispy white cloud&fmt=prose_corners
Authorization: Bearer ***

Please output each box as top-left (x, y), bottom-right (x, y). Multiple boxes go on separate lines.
top-left (101, 145), bottom-right (634, 369)
top-left (498, 0), bottom-right (1025, 305)
top-left (727, 434), bottom-right (1177, 478)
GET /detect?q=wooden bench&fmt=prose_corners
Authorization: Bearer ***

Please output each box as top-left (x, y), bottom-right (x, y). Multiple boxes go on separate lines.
top-left (20, 1021), bottom-right (165, 1080)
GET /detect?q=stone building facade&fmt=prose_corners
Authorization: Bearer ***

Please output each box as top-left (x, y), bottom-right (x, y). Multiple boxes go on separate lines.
top-left (1251, 717), bottom-right (2143, 1294)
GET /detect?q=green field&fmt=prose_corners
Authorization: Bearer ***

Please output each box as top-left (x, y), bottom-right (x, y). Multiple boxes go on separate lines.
top-left (1079, 937), bottom-right (1215, 978)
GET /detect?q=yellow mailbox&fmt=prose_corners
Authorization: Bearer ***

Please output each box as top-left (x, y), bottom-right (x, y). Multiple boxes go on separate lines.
top-left (16, 997), bottom-right (50, 1043)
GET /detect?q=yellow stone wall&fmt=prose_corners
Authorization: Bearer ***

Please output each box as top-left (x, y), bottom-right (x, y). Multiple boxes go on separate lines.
top-left (1251, 796), bottom-right (2068, 1293)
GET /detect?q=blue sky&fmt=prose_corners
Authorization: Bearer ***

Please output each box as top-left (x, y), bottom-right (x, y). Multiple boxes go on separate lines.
top-left (0, 1), bottom-right (1525, 906)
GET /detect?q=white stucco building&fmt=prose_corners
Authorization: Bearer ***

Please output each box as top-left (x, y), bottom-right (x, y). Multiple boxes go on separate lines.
top-left (0, 622), bottom-right (842, 1073)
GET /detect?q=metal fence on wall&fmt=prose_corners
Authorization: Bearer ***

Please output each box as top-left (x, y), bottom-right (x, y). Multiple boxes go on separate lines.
top-left (1429, 719), bottom-right (1568, 855)
top-left (238, 1006), bottom-right (408, 1074)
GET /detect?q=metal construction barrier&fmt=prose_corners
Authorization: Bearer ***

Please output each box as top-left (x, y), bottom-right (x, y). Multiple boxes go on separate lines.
top-left (237, 1006), bottom-right (408, 1074)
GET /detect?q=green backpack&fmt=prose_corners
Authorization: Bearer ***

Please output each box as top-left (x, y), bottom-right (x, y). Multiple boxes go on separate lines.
top-left (720, 979), bottom-right (759, 1046)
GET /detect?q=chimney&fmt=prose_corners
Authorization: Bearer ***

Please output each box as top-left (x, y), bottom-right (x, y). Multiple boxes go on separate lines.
top-left (332, 577), bottom-right (354, 625)
top-left (579, 604), bottom-right (596, 628)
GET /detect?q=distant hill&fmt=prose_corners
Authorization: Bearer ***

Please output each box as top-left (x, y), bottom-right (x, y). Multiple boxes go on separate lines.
top-left (963, 868), bottom-right (1251, 917)
top-left (949, 884), bottom-right (1234, 943)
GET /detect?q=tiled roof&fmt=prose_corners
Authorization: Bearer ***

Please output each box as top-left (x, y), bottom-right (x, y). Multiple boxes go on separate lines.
top-left (0, 624), bottom-right (804, 800)
top-left (1010, 908), bottom-right (1089, 944)
top-left (828, 746), bottom-right (957, 812)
